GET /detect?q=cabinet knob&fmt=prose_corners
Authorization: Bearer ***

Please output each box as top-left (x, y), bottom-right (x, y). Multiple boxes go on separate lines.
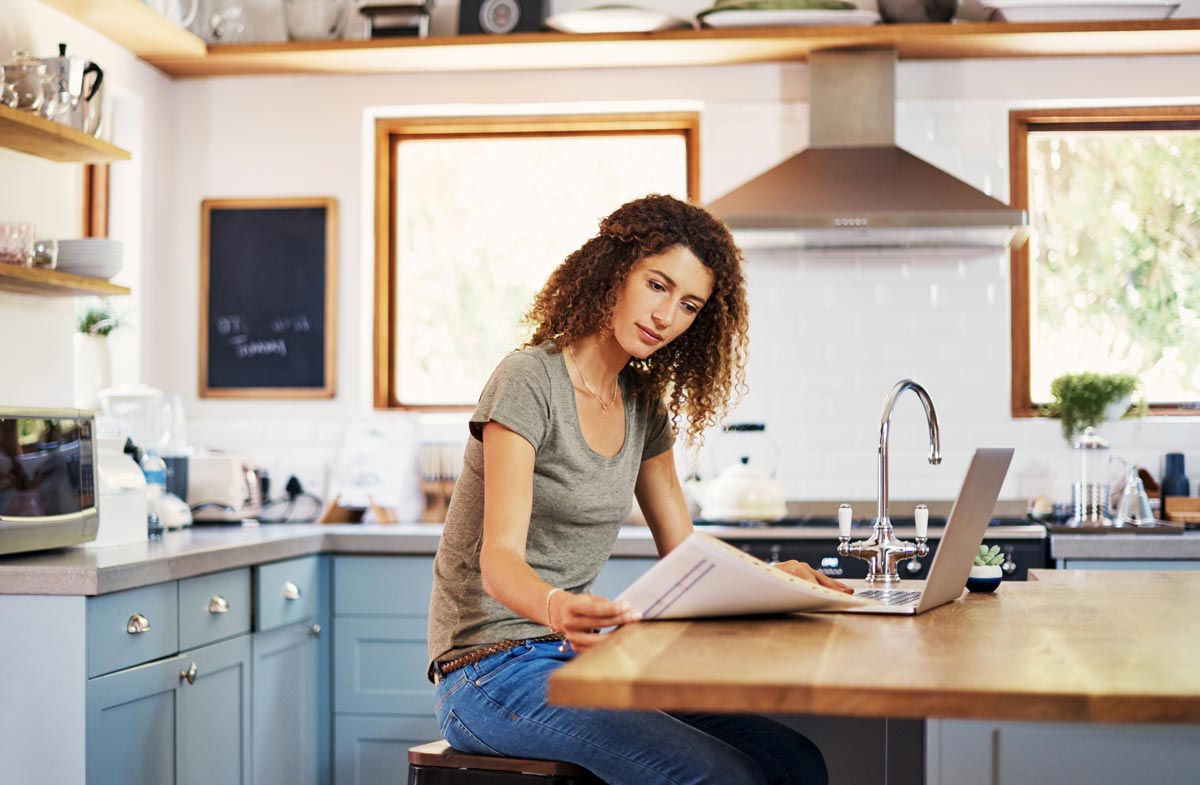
top-left (1002, 559), bottom-right (1018, 575)
top-left (179, 662), bottom-right (198, 685)
top-left (126, 613), bottom-right (152, 635)
top-left (906, 559), bottom-right (923, 574)
top-left (208, 595), bottom-right (230, 614)
top-left (282, 581), bottom-right (302, 601)
top-left (309, 623), bottom-right (322, 639)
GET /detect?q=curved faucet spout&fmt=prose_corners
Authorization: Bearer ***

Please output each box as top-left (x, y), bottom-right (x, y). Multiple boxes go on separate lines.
top-left (877, 379), bottom-right (941, 526)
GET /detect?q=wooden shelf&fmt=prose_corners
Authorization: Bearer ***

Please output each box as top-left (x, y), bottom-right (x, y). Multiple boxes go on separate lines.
top-left (0, 104), bottom-right (131, 163)
top-left (38, 0), bottom-right (206, 59)
top-left (140, 19), bottom-right (1200, 77)
top-left (0, 264), bottom-right (131, 297)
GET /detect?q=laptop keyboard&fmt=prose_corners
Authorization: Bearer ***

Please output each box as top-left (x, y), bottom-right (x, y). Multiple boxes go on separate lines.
top-left (856, 589), bottom-right (922, 606)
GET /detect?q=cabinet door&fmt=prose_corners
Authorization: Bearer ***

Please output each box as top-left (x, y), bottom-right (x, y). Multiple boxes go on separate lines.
top-left (333, 714), bottom-right (439, 785)
top-left (334, 617), bottom-right (433, 716)
top-left (253, 620), bottom-right (321, 785)
top-left (177, 635), bottom-right (252, 785)
top-left (592, 557), bottom-right (655, 599)
top-left (87, 654), bottom-right (183, 785)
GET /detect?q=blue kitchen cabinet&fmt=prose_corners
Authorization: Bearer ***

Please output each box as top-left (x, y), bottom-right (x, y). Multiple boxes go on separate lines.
top-left (86, 634), bottom-right (252, 785)
top-left (592, 556), bottom-right (655, 599)
top-left (332, 555), bottom-right (435, 785)
top-left (252, 555), bottom-right (331, 785)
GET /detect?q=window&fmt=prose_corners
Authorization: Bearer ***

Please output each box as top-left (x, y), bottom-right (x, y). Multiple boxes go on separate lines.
top-left (1009, 107), bottom-right (1200, 416)
top-left (373, 111), bottom-right (698, 409)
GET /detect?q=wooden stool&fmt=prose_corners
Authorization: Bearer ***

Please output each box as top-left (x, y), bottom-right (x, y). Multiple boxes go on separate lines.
top-left (408, 740), bottom-right (604, 784)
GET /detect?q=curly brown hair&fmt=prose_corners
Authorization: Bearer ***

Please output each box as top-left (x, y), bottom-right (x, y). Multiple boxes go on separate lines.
top-left (523, 194), bottom-right (749, 446)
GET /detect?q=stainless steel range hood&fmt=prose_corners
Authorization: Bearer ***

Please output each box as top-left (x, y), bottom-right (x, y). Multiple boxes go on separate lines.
top-left (708, 48), bottom-right (1028, 250)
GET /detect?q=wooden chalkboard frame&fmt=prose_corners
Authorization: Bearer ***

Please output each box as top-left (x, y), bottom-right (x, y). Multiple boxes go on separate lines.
top-left (199, 197), bottom-right (338, 399)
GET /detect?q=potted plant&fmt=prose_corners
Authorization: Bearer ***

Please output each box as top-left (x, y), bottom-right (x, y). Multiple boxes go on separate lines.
top-left (74, 301), bottom-right (121, 409)
top-left (1043, 372), bottom-right (1141, 444)
top-left (966, 544), bottom-right (1005, 593)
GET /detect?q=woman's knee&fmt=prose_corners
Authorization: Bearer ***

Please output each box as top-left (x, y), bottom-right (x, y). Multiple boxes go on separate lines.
top-left (773, 730), bottom-right (828, 785)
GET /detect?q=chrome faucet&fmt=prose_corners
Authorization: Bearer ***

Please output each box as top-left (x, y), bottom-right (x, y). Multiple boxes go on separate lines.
top-left (838, 379), bottom-right (942, 584)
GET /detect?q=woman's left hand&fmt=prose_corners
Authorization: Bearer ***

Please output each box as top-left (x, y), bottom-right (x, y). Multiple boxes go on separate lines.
top-left (772, 560), bottom-right (854, 594)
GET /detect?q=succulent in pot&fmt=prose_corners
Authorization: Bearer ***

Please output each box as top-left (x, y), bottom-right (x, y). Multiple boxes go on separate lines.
top-left (966, 544), bottom-right (1005, 593)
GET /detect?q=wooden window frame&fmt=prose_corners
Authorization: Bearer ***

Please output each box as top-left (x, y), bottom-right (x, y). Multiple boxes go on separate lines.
top-left (372, 111), bottom-right (701, 411)
top-left (1009, 105), bottom-right (1200, 418)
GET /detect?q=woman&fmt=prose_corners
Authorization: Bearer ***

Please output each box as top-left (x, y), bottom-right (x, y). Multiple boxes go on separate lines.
top-left (427, 194), bottom-right (849, 785)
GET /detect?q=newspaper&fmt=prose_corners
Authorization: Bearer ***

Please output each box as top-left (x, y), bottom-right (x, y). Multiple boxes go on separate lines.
top-left (615, 532), bottom-right (871, 619)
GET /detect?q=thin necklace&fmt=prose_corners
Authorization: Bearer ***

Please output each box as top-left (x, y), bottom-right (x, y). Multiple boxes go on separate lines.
top-left (566, 345), bottom-right (618, 411)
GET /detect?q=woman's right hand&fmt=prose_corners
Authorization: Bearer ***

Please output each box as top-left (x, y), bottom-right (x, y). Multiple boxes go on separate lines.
top-left (549, 591), bottom-right (641, 653)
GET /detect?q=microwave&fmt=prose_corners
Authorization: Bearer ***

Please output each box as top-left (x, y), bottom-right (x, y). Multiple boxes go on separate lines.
top-left (0, 408), bottom-right (99, 556)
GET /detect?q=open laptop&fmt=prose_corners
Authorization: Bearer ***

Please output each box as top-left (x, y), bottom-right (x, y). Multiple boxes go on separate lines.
top-left (822, 447), bottom-right (1015, 616)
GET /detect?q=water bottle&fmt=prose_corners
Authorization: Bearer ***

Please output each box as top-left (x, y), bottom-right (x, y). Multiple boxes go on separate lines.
top-left (141, 451), bottom-right (167, 539)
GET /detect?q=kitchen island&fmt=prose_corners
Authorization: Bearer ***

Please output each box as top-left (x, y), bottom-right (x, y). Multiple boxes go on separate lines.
top-left (548, 569), bottom-right (1200, 784)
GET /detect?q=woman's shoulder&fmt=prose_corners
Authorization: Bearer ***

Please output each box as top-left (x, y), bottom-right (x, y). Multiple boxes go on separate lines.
top-left (482, 341), bottom-right (563, 392)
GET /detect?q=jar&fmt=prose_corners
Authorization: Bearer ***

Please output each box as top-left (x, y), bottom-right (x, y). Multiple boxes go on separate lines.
top-left (4, 51), bottom-right (48, 113)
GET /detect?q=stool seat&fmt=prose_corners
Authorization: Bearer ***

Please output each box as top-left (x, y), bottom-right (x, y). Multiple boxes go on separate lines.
top-left (408, 740), bottom-right (604, 784)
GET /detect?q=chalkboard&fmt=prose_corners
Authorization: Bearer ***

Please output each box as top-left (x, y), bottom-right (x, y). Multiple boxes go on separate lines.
top-left (200, 198), bottom-right (337, 398)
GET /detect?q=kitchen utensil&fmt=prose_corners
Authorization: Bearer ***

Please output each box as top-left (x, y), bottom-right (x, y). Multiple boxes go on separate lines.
top-left (0, 223), bottom-right (35, 266)
top-left (40, 44), bottom-right (104, 137)
top-left (147, 0), bottom-right (200, 27)
top-left (203, 0), bottom-right (252, 42)
top-left (0, 67), bottom-right (17, 108)
top-left (1070, 426), bottom-right (1111, 525)
top-left (1113, 463), bottom-right (1156, 526)
top-left (283, 0), bottom-right (349, 40)
top-left (3, 51), bottom-right (53, 114)
top-left (31, 238), bottom-right (57, 269)
top-left (701, 423), bottom-right (787, 522)
top-left (877, 0), bottom-right (958, 22)
top-left (1161, 452), bottom-right (1189, 500)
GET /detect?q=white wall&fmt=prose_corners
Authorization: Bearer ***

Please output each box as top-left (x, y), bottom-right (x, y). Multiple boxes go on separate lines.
top-left (154, 54), bottom-right (1200, 511)
top-left (3, 2), bottom-right (1198, 511)
top-left (0, 0), bottom-right (173, 408)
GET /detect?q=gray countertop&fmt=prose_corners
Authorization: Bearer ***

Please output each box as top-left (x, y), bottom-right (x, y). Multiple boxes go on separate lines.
top-left (1050, 530), bottom-right (1200, 560)
top-left (0, 520), bottom-right (1047, 597)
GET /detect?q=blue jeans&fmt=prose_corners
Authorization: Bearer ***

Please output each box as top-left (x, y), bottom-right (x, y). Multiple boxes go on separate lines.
top-left (434, 639), bottom-right (828, 785)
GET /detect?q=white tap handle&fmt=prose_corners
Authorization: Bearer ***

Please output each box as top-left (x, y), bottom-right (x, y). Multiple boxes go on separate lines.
top-left (838, 504), bottom-right (853, 537)
top-left (915, 504), bottom-right (929, 539)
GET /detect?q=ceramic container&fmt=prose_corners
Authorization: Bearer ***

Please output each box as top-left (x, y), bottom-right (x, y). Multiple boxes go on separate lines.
top-left (966, 564), bottom-right (1002, 593)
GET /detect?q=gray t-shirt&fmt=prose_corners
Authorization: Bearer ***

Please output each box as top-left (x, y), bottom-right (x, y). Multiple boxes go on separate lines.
top-left (427, 341), bottom-right (674, 667)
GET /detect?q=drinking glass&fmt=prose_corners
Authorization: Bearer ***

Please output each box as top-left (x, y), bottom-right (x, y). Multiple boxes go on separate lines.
top-left (32, 238), bottom-right (58, 269)
top-left (0, 223), bottom-right (35, 267)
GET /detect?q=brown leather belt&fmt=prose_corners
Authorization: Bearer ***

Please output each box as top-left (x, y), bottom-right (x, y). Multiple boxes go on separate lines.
top-left (431, 632), bottom-right (565, 684)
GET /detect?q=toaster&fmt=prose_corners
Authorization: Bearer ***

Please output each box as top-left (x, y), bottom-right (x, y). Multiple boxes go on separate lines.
top-left (187, 452), bottom-right (263, 523)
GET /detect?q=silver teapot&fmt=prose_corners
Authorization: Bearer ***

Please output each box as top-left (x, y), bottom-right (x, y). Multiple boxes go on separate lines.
top-left (40, 44), bottom-right (104, 137)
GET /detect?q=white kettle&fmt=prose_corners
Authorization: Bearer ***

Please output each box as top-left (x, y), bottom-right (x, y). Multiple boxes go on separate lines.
top-left (702, 456), bottom-right (787, 522)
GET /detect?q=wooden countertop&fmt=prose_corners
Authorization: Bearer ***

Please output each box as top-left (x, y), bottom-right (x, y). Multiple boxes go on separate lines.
top-left (547, 570), bottom-right (1200, 724)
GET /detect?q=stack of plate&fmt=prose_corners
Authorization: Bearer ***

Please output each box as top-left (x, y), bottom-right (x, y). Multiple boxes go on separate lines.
top-left (982, 0), bottom-right (1179, 21)
top-left (697, 0), bottom-right (881, 28)
top-left (56, 239), bottom-right (124, 280)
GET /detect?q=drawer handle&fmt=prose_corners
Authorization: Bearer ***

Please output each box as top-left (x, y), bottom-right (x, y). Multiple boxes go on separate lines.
top-left (309, 623), bottom-right (321, 639)
top-left (208, 595), bottom-right (230, 614)
top-left (126, 613), bottom-right (152, 635)
top-left (180, 662), bottom-right (198, 685)
top-left (282, 581), bottom-right (302, 601)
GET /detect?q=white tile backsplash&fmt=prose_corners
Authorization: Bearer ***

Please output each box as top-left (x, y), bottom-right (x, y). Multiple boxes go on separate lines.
top-left (722, 233), bottom-right (1200, 508)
